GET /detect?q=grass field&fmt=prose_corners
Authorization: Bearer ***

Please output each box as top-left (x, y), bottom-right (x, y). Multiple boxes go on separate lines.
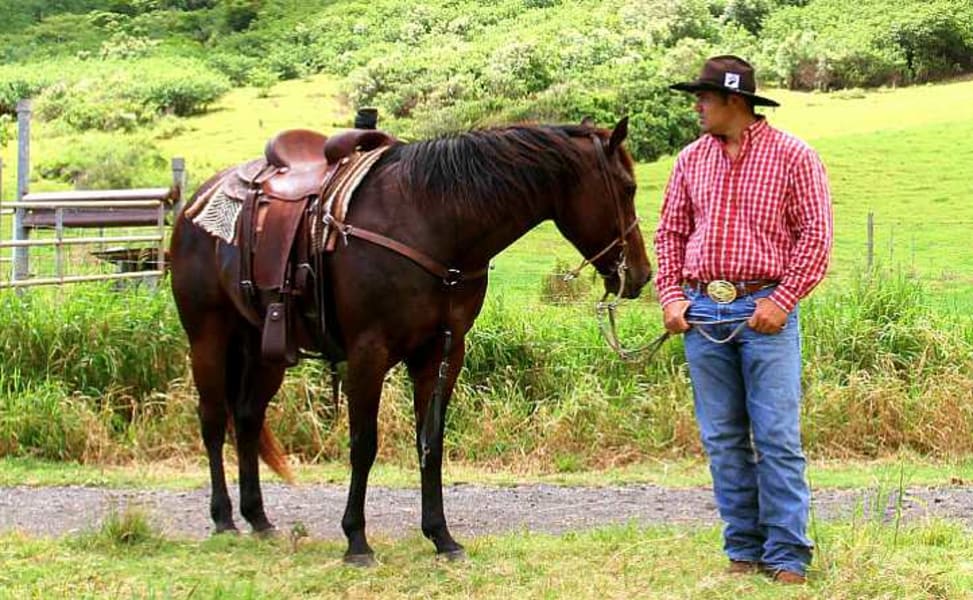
top-left (4, 453), bottom-right (973, 490)
top-left (3, 520), bottom-right (971, 599)
top-left (1, 458), bottom-right (972, 599)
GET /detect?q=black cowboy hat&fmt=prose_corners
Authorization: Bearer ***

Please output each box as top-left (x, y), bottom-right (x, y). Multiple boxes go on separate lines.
top-left (670, 55), bottom-right (779, 108)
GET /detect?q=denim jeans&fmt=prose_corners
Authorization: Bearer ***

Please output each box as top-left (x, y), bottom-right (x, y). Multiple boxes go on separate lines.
top-left (683, 284), bottom-right (812, 575)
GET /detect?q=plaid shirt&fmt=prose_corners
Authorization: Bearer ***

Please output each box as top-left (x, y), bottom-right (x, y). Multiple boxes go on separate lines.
top-left (653, 118), bottom-right (833, 312)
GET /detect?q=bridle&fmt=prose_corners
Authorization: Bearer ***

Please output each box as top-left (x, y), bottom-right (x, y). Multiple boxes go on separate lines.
top-left (562, 133), bottom-right (639, 285)
top-left (561, 134), bottom-right (656, 361)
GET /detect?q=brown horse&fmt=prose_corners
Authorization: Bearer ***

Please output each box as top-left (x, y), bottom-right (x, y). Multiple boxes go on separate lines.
top-left (169, 119), bottom-right (651, 564)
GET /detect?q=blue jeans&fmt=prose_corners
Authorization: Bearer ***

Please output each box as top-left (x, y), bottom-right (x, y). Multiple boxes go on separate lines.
top-left (683, 285), bottom-right (812, 575)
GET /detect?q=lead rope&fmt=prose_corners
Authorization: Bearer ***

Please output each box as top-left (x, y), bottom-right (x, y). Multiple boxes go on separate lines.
top-left (686, 316), bottom-right (751, 344)
top-left (597, 283), bottom-right (754, 360)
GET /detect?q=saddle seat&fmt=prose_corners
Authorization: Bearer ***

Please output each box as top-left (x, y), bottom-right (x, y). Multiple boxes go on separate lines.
top-left (262, 129), bottom-right (330, 201)
top-left (256, 129), bottom-right (397, 201)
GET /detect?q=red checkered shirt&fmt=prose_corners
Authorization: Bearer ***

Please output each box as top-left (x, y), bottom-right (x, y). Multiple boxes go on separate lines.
top-left (653, 118), bottom-right (833, 312)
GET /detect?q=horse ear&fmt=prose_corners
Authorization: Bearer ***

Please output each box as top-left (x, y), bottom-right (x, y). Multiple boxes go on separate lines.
top-left (608, 115), bottom-right (628, 155)
top-left (607, 116), bottom-right (629, 155)
top-left (581, 116), bottom-right (596, 127)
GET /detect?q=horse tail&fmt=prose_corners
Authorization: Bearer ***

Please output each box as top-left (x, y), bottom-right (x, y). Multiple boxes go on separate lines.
top-left (258, 423), bottom-right (295, 484)
top-left (225, 419), bottom-right (295, 484)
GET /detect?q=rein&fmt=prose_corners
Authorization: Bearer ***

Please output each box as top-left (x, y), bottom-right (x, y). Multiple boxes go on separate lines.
top-left (561, 134), bottom-right (653, 361)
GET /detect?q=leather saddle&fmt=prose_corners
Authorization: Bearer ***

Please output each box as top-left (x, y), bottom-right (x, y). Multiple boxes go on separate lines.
top-left (222, 127), bottom-right (396, 365)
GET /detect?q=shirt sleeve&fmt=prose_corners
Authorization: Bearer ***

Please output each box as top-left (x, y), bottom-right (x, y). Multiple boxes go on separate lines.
top-left (769, 147), bottom-right (833, 312)
top-left (653, 154), bottom-right (693, 307)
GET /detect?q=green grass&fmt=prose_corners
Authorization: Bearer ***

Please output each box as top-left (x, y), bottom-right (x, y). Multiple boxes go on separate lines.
top-left (4, 454), bottom-right (973, 491)
top-left (1, 519), bottom-right (971, 599)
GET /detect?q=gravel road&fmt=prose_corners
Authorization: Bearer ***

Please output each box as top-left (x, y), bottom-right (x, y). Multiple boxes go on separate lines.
top-left (2, 482), bottom-right (972, 540)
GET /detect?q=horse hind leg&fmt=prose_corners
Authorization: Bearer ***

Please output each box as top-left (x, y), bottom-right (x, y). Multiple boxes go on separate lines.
top-left (187, 315), bottom-right (238, 534)
top-left (406, 335), bottom-right (465, 559)
top-left (228, 329), bottom-right (288, 535)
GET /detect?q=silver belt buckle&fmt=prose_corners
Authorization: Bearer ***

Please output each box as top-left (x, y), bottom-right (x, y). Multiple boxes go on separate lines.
top-left (706, 280), bottom-right (737, 304)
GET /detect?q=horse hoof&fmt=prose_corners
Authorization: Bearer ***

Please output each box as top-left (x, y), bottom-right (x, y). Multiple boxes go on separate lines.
top-left (344, 553), bottom-right (377, 568)
top-left (253, 525), bottom-right (279, 540)
top-left (212, 526), bottom-right (240, 536)
top-left (438, 548), bottom-right (467, 562)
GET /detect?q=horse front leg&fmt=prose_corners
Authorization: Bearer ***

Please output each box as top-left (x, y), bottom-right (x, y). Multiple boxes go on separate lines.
top-left (407, 333), bottom-right (466, 560)
top-left (341, 342), bottom-right (388, 566)
top-left (230, 333), bottom-right (286, 535)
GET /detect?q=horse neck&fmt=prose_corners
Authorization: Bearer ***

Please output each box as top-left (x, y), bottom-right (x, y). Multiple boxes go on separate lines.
top-left (441, 187), bottom-right (555, 269)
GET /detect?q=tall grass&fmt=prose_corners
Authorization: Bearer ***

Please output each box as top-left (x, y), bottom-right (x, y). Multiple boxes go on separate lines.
top-left (1, 269), bottom-right (971, 467)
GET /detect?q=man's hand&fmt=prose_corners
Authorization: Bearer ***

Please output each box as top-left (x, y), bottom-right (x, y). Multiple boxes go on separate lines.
top-left (747, 297), bottom-right (788, 334)
top-left (662, 300), bottom-right (691, 334)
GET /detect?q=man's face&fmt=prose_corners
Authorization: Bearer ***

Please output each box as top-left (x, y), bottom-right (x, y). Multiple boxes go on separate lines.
top-left (694, 90), bottom-right (732, 135)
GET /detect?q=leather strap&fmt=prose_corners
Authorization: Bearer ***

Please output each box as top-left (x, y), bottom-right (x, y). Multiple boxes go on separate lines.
top-left (330, 218), bottom-right (489, 285)
top-left (239, 187), bottom-right (259, 297)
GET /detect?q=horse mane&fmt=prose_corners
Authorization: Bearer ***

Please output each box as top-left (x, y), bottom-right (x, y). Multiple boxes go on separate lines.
top-left (381, 125), bottom-right (605, 223)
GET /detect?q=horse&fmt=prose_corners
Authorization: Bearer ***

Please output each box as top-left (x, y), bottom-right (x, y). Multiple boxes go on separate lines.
top-left (169, 118), bottom-right (652, 564)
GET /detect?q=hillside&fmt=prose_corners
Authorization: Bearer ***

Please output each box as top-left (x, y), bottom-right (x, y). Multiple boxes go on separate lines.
top-left (1, 0), bottom-right (972, 302)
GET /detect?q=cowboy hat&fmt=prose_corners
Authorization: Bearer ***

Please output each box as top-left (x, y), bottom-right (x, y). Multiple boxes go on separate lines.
top-left (670, 55), bottom-right (779, 107)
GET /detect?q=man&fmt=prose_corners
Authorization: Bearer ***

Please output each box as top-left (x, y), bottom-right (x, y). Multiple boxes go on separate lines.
top-left (653, 55), bottom-right (833, 584)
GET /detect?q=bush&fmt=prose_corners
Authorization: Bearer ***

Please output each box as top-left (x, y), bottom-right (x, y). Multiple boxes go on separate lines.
top-left (35, 79), bottom-right (154, 132)
top-left (0, 65), bottom-right (58, 115)
top-left (886, 1), bottom-right (973, 82)
top-left (761, 0), bottom-right (973, 89)
top-left (136, 58), bottom-right (231, 116)
top-left (35, 133), bottom-right (169, 190)
top-left (1, 58), bottom-right (229, 127)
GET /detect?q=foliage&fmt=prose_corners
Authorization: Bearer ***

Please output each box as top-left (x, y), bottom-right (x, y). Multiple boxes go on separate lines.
top-left (34, 132), bottom-right (169, 188)
top-left (0, 114), bottom-right (12, 148)
top-left (2, 269), bottom-right (973, 466)
top-left (0, 57), bottom-right (230, 128)
top-left (760, 0), bottom-right (973, 89)
top-left (3, 0), bottom-right (972, 159)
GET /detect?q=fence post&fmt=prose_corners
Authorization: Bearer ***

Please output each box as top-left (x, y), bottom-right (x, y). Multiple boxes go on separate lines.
top-left (866, 211), bottom-right (874, 271)
top-left (13, 100), bottom-right (31, 284)
top-left (171, 156), bottom-right (186, 219)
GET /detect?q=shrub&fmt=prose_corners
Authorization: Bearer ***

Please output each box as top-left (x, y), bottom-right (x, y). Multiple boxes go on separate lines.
top-left (483, 42), bottom-right (553, 98)
top-left (35, 79), bottom-right (153, 132)
top-left (886, 1), bottom-right (973, 82)
top-left (136, 58), bottom-right (231, 116)
top-left (35, 133), bottom-right (169, 191)
top-left (0, 65), bottom-right (58, 115)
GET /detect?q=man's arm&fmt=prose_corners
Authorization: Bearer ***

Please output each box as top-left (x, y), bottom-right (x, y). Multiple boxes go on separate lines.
top-left (768, 147), bottom-right (834, 313)
top-left (653, 156), bottom-right (693, 307)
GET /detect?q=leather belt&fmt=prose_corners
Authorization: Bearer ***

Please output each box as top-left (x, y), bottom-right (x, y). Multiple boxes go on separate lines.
top-left (684, 279), bottom-right (778, 303)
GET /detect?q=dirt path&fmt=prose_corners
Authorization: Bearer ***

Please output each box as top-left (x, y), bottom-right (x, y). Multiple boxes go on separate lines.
top-left (2, 483), bottom-right (972, 540)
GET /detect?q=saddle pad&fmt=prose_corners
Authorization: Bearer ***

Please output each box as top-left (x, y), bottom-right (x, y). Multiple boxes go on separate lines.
top-left (192, 145), bottom-right (391, 246)
top-left (318, 145), bottom-right (391, 252)
top-left (191, 178), bottom-right (242, 243)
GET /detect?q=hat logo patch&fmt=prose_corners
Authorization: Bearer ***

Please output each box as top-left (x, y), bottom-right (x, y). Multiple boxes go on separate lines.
top-left (724, 73), bottom-right (741, 90)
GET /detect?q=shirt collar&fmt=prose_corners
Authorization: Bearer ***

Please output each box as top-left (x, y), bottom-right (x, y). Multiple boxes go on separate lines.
top-left (708, 116), bottom-right (769, 154)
